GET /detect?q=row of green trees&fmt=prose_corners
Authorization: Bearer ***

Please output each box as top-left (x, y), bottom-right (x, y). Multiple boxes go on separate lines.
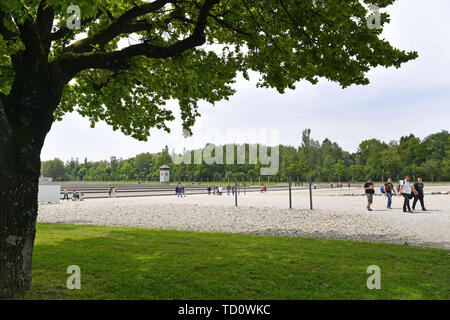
top-left (41, 130), bottom-right (450, 183)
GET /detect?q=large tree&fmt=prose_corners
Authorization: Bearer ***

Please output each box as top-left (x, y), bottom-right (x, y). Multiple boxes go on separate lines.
top-left (0, 0), bottom-right (416, 298)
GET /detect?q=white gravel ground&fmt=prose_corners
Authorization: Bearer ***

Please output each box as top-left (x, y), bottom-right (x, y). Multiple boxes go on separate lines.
top-left (38, 187), bottom-right (450, 249)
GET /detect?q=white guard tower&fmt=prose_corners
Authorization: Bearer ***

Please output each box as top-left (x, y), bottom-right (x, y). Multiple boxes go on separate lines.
top-left (159, 165), bottom-right (170, 183)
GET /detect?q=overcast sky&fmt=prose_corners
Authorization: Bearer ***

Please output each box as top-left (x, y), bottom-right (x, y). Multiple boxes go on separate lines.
top-left (41, 0), bottom-right (450, 162)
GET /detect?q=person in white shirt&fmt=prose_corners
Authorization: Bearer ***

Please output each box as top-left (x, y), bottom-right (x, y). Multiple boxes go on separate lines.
top-left (399, 176), bottom-right (417, 213)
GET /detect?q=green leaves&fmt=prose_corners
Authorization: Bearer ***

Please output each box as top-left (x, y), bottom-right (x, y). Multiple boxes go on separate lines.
top-left (58, 49), bottom-right (238, 140)
top-left (0, 0), bottom-right (418, 140)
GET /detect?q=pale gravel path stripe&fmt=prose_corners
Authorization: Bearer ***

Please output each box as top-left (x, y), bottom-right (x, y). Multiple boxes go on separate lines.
top-left (38, 188), bottom-right (450, 249)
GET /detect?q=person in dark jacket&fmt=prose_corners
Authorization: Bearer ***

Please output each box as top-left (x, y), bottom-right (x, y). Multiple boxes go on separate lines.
top-left (413, 178), bottom-right (427, 211)
top-left (364, 178), bottom-right (375, 211)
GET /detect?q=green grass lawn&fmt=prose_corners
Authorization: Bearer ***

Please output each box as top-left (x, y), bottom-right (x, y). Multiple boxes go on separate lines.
top-left (21, 223), bottom-right (449, 300)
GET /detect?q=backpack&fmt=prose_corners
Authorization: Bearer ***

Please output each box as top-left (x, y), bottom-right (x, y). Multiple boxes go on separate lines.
top-left (380, 185), bottom-right (385, 193)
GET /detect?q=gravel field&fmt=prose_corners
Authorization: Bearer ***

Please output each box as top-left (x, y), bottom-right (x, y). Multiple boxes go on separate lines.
top-left (38, 186), bottom-right (450, 249)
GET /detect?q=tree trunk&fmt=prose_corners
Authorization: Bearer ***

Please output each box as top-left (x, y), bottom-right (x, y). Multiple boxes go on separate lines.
top-left (0, 167), bottom-right (40, 299)
top-left (0, 108), bottom-right (42, 298)
top-left (0, 86), bottom-right (58, 298)
top-left (0, 10), bottom-right (69, 297)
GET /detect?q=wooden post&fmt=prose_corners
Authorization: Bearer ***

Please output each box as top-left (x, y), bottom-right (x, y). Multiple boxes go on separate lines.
top-left (308, 176), bottom-right (313, 210)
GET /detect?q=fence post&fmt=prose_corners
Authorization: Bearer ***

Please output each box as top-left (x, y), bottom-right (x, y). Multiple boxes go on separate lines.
top-left (234, 179), bottom-right (238, 207)
top-left (308, 176), bottom-right (313, 210)
top-left (289, 176), bottom-right (292, 209)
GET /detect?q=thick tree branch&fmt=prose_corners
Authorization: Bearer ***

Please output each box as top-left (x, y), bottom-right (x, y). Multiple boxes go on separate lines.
top-left (191, 1), bottom-right (251, 37)
top-left (10, 4), bottom-right (47, 60)
top-left (56, 0), bottom-right (219, 83)
top-left (36, 0), bottom-right (55, 56)
top-left (63, 0), bottom-right (174, 54)
top-left (49, 13), bottom-right (101, 41)
top-left (36, 0), bottom-right (54, 42)
top-left (12, 16), bottom-right (47, 68)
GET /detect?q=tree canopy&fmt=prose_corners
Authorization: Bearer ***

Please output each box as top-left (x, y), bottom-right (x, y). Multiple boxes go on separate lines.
top-left (1, 0), bottom-right (417, 140)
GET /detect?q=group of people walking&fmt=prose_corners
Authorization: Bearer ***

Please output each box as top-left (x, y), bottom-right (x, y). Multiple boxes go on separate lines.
top-left (364, 176), bottom-right (427, 213)
top-left (207, 185), bottom-right (235, 196)
top-left (330, 183), bottom-right (344, 188)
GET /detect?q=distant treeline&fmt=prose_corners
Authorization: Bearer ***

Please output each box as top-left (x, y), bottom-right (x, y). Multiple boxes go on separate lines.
top-left (41, 129), bottom-right (450, 183)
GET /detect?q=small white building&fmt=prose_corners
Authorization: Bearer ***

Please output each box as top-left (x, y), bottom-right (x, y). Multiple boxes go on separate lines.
top-left (160, 165), bottom-right (170, 183)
